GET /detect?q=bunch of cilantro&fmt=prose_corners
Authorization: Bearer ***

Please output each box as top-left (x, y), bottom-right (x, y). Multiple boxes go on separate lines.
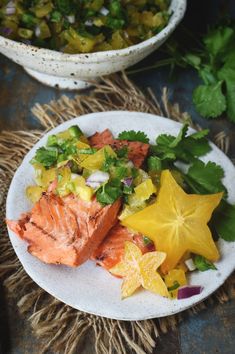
top-left (128, 21), bottom-right (235, 121)
top-left (189, 25), bottom-right (235, 120)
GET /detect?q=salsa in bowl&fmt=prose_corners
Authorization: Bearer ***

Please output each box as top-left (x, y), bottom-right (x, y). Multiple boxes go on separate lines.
top-left (0, 0), bottom-right (186, 89)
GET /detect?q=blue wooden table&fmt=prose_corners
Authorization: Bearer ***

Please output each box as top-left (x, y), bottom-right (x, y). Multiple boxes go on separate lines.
top-left (0, 1), bottom-right (235, 353)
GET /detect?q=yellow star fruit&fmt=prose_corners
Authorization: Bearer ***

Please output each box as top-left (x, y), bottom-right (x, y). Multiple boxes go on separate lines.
top-left (122, 170), bottom-right (223, 274)
top-left (109, 241), bottom-right (168, 299)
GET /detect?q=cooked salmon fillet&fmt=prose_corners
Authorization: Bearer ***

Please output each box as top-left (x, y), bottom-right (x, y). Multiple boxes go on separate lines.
top-left (89, 129), bottom-right (149, 167)
top-left (91, 223), bottom-right (155, 271)
top-left (7, 193), bottom-right (121, 267)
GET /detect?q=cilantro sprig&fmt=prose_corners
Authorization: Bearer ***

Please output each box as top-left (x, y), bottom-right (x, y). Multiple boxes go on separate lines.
top-left (150, 123), bottom-right (211, 165)
top-left (128, 21), bottom-right (235, 121)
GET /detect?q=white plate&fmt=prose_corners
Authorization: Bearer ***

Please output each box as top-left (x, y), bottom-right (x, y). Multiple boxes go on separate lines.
top-left (6, 111), bottom-right (235, 321)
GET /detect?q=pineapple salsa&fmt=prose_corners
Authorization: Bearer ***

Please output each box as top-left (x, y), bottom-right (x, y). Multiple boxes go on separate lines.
top-left (0, 0), bottom-right (170, 53)
top-left (26, 123), bottom-right (235, 299)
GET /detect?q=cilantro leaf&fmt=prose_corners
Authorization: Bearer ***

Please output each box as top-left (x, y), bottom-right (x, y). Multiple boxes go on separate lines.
top-left (156, 134), bottom-right (175, 146)
top-left (194, 255), bottom-right (217, 271)
top-left (193, 82), bottom-right (227, 118)
top-left (213, 201), bottom-right (235, 241)
top-left (31, 147), bottom-right (58, 168)
top-left (181, 137), bottom-right (211, 157)
top-left (147, 156), bottom-right (162, 172)
top-left (116, 146), bottom-right (128, 158)
top-left (96, 182), bottom-right (122, 205)
top-left (102, 151), bottom-right (117, 172)
top-left (199, 65), bottom-right (217, 85)
top-left (203, 26), bottom-right (234, 58)
top-left (189, 129), bottom-right (209, 140)
top-left (186, 160), bottom-right (227, 195)
top-left (169, 124), bottom-right (188, 148)
top-left (218, 66), bottom-right (235, 122)
top-left (118, 130), bottom-right (149, 143)
top-left (153, 124), bottom-right (211, 164)
top-left (55, 0), bottom-right (74, 15)
top-left (225, 79), bottom-right (235, 122)
top-left (184, 53), bottom-right (201, 68)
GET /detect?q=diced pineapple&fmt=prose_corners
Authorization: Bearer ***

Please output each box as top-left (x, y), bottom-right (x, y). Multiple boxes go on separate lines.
top-left (134, 178), bottom-right (157, 201)
top-left (164, 269), bottom-right (187, 299)
top-left (80, 145), bottom-right (116, 171)
top-left (26, 185), bottom-right (45, 203)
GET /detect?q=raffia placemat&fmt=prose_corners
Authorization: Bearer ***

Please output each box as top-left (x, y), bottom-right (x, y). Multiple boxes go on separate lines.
top-left (0, 73), bottom-right (234, 354)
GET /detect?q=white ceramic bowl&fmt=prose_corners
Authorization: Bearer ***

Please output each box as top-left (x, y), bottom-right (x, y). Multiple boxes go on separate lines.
top-left (0, 0), bottom-right (186, 89)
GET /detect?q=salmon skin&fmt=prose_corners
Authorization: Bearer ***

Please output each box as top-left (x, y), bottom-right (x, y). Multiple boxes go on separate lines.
top-left (6, 193), bottom-right (121, 267)
top-left (89, 129), bottom-right (149, 168)
top-left (91, 223), bottom-right (155, 271)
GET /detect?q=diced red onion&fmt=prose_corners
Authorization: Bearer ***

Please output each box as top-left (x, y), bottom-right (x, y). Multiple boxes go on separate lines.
top-left (185, 258), bottom-right (196, 271)
top-left (1, 27), bottom-right (13, 36)
top-left (35, 26), bottom-right (41, 38)
top-left (86, 171), bottom-right (109, 189)
top-left (177, 285), bottom-right (203, 299)
top-left (123, 177), bottom-right (133, 187)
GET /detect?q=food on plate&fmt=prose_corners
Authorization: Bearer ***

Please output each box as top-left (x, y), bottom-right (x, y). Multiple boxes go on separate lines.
top-left (109, 241), bottom-right (168, 298)
top-left (7, 193), bottom-right (121, 266)
top-left (0, 0), bottom-right (170, 53)
top-left (122, 170), bottom-right (222, 274)
top-left (7, 122), bottom-right (235, 300)
top-left (91, 223), bottom-right (155, 270)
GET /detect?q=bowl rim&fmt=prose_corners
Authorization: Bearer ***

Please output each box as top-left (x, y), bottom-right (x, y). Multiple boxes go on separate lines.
top-left (0, 0), bottom-right (186, 62)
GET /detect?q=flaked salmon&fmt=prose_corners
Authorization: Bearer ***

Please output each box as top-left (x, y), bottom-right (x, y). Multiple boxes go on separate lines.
top-left (7, 193), bottom-right (121, 267)
top-left (89, 129), bottom-right (114, 149)
top-left (89, 129), bottom-right (149, 167)
top-left (91, 223), bottom-right (155, 271)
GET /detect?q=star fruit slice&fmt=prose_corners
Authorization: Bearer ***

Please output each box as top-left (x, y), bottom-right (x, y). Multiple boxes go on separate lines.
top-left (109, 241), bottom-right (168, 298)
top-left (122, 170), bottom-right (223, 274)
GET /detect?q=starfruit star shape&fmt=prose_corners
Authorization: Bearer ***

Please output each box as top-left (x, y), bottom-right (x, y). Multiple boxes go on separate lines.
top-left (122, 170), bottom-right (223, 274)
top-left (109, 241), bottom-right (168, 298)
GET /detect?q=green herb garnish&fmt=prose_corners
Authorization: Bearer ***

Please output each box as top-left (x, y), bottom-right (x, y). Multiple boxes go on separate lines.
top-left (96, 182), bottom-right (122, 205)
top-left (143, 236), bottom-right (153, 246)
top-left (31, 147), bottom-right (58, 168)
top-left (118, 130), bottom-right (149, 144)
top-left (194, 255), bottom-right (217, 271)
top-left (167, 281), bottom-right (180, 292)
